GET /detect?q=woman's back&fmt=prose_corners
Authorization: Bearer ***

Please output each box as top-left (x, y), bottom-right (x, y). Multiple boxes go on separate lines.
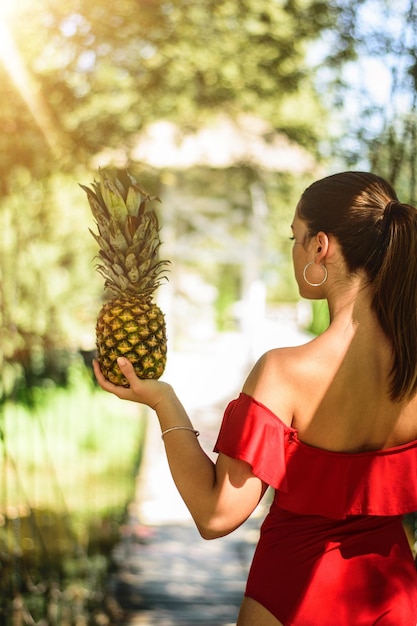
top-left (292, 324), bottom-right (417, 453)
top-left (253, 305), bottom-right (417, 455)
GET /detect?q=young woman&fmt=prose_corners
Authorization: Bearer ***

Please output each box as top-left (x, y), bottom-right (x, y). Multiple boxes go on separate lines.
top-left (94, 171), bottom-right (417, 625)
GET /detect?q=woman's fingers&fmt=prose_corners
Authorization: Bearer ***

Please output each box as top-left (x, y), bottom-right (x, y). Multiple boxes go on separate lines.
top-left (92, 358), bottom-right (109, 387)
top-left (92, 357), bottom-right (167, 407)
top-left (116, 356), bottom-right (139, 387)
top-left (92, 358), bottom-right (132, 399)
top-left (93, 357), bottom-right (136, 386)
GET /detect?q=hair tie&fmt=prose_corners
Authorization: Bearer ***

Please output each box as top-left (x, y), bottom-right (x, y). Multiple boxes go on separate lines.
top-left (384, 199), bottom-right (401, 213)
top-left (377, 199), bottom-right (402, 234)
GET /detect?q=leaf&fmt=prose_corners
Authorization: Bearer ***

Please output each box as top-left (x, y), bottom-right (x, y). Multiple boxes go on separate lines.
top-left (109, 220), bottom-right (129, 252)
top-left (113, 263), bottom-right (125, 276)
top-left (98, 170), bottom-right (128, 224)
top-left (125, 253), bottom-right (137, 270)
top-left (125, 185), bottom-right (142, 216)
top-left (80, 185), bottom-right (109, 224)
top-left (128, 266), bottom-right (140, 282)
top-left (89, 229), bottom-right (114, 258)
top-left (126, 215), bottom-right (140, 238)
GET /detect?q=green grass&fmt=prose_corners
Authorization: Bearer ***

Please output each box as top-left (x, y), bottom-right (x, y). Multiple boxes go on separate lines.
top-left (0, 361), bottom-right (148, 618)
top-left (0, 361), bottom-right (146, 521)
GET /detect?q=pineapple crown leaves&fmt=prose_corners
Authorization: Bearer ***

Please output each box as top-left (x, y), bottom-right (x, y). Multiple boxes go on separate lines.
top-left (80, 168), bottom-right (170, 298)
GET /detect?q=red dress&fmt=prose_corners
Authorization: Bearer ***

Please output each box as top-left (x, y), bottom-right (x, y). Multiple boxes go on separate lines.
top-left (214, 393), bottom-right (417, 625)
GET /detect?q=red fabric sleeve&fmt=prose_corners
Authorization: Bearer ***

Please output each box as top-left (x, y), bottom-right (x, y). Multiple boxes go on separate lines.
top-left (214, 393), bottom-right (417, 519)
top-left (214, 393), bottom-right (292, 491)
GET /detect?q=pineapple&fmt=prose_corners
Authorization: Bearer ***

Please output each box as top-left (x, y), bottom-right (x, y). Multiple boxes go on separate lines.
top-left (80, 168), bottom-right (169, 386)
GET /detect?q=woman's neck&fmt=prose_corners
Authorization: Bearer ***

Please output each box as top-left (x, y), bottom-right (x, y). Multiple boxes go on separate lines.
top-left (326, 276), bottom-right (378, 336)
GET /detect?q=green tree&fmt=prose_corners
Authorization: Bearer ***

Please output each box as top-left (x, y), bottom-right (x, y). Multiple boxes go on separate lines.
top-left (0, 170), bottom-right (103, 398)
top-left (3, 0), bottom-right (408, 393)
top-left (318, 0), bottom-right (417, 202)
top-left (1, 0), bottom-right (364, 176)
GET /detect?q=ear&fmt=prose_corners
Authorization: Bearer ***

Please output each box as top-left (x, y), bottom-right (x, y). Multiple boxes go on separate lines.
top-left (314, 231), bottom-right (329, 262)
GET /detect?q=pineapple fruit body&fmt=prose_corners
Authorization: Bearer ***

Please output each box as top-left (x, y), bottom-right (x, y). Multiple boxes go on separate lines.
top-left (96, 297), bottom-right (167, 386)
top-left (81, 168), bottom-right (169, 386)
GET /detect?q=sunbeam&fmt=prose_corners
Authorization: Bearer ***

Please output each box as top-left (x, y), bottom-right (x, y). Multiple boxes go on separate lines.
top-left (0, 11), bottom-right (62, 157)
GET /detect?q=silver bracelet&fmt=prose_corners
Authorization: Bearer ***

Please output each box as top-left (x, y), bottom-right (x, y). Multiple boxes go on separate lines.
top-left (161, 426), bottom-right (200, 440)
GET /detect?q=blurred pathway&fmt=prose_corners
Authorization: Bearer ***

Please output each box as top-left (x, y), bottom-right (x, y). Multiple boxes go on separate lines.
top-left (107, 314), bottom-right (311, 625)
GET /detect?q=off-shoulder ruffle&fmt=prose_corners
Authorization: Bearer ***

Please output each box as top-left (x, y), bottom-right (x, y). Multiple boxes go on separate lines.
top-left (214, 393), bottom-right (417, 519)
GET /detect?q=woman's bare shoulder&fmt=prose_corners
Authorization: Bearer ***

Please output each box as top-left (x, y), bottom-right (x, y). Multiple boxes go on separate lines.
top-left (242, 340), bottom-right (322, 425)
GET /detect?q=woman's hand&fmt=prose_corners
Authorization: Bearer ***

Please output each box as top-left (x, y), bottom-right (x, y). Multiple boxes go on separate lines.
top-left (93, 356), bottom-right (173, 410)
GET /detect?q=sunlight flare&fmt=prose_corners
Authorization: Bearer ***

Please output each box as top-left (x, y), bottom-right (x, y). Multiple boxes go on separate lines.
top-left (0, 11), bottom-right (62, 156)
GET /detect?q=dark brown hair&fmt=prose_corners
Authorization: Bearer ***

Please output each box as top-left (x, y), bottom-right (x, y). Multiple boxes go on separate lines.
top-left (298, 171), bottom-right (417, 401)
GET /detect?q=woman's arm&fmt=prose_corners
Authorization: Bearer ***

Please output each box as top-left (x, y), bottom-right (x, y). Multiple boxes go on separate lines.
top-left (93, 357), bottom-right (266, 539)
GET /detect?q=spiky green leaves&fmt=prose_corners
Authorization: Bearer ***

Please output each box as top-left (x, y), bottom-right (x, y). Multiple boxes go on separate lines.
top-left (80, 168), bottom-right (169, 299)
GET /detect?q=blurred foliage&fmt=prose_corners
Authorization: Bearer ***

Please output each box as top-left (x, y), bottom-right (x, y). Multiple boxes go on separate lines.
top-left (308, 299), bottom-right (330, 335)
top-left (0, 0), bottom-right (416, 398)
top-left (0, 360), bottom-right (144, 621)
top-left (155, 166), bottom-right (312, 334)
top-left (0, 170), bottom-right (103, 400)
top-left (1, 360), bottom-right (143, 515)
top-left (0, 0), bottom-right (340, 175)
top-left (320, 0), bottom-right (417, 203)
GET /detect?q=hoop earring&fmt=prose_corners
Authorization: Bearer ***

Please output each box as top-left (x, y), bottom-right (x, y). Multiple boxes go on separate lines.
top-left (303, 261), bottom-right (328, 287)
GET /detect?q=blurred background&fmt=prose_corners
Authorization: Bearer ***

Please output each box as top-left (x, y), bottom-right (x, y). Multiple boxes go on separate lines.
top-left (0, 0), bottom-right (416, 622)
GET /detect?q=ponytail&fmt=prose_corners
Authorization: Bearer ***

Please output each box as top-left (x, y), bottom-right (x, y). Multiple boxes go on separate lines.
top-left (371, 201), bottom-right (417, 401)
